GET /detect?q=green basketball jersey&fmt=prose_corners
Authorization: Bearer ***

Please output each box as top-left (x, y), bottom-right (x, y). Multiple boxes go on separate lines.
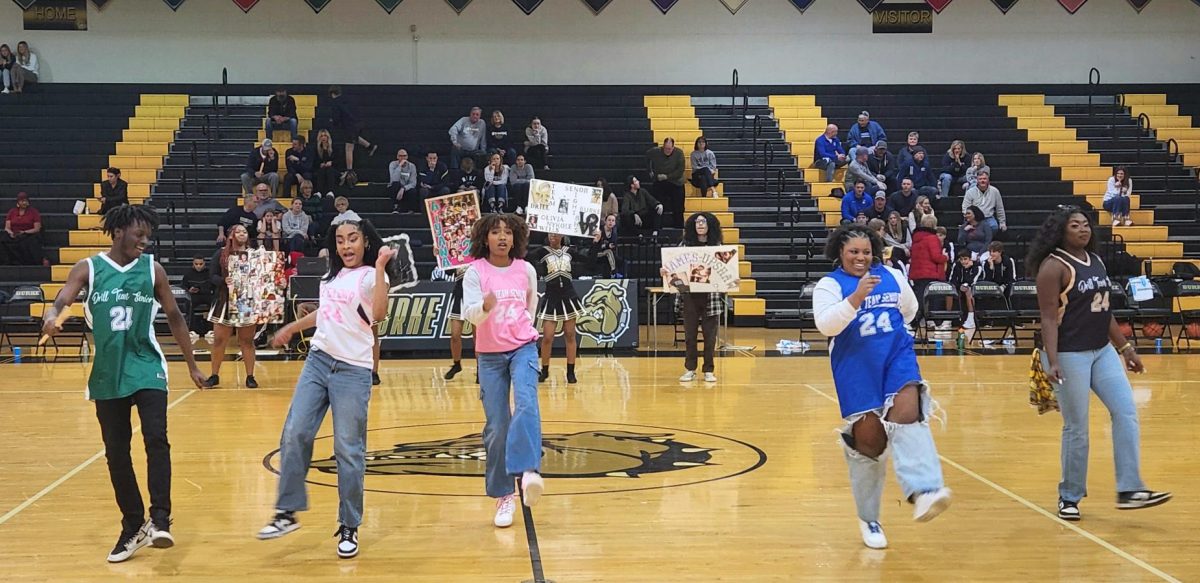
top-left (84, 253), bottom-right (168, 401)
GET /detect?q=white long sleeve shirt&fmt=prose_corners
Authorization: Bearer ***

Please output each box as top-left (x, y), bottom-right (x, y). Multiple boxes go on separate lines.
top-left (812, 266), bottom-right (918, 338)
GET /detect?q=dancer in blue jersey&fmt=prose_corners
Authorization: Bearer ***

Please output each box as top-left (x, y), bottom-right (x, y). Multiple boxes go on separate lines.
top-left (813, 224), bottom-right (952, 549)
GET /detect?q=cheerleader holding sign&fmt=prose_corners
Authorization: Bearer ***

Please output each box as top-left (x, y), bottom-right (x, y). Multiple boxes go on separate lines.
top-left (813, 224), bottom-right (952, 550)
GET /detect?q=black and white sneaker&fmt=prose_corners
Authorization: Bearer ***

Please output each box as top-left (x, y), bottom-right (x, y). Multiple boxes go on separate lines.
top-left (1117, 490), bottom-right (1172, 510)
top-left (107, 527), bottom-right (150, 563)
top-left (335, 525), bottom-right (359, 559)
top-left (146, 519), bottom-right (175, 548)
top-left (1057, 499), bottom-right (1081, 521)
top-left (257, 511), bottom-right (300, 540)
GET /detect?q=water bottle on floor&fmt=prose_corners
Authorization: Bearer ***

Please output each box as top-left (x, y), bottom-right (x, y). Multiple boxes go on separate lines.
top-left (13, 346), bottom-right (21, 363)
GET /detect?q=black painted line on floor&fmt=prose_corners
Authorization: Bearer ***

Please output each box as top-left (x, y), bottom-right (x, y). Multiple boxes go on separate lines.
top-left (519, 477), bottom-right (548, 583)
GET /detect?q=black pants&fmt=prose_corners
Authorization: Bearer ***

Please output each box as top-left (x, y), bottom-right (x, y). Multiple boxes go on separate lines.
top-left (312, 166), bottom-right (339, 194)
top-left (525, 144), bottom-right (547, 168)
top-left (681, 294), bottom-right (718, 373)
top-left (509, 182), bottom-right (530, 210)
top-left (283, 172), bottom-right (311, 198)
top-left (653, 180), bottom-right (685, 228)
top-left (620, 209), bottom-right (661, 234)
top-left (388, 183), bottom-right (422, 212)
top-left (690, 168), bottom-right (717, 192)
top-left (0, 232), bottom-right (44, 265)
top-left (95, 389), bottom-right (171, 534)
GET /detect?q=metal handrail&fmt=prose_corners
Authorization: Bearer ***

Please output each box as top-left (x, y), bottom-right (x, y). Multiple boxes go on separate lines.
top-left (776, 169), bottom-right (787, 227)
top-left (221, 67), bottom-right (229, 118)
top-left (751, 115), bottom-right (763, 166)
top-left (1112, 93), bottom-right (1121, 146)
top-left (1135, 113), bottom-right (1150, 166)
top-left (1087, 67), bottom-right (1100, 119)
top-left (730, 69), bottom-right (739, 117)
top-left (1166, 138), bottom-right (1179, 194)
top-left (166, 202), bottom-right (179, 262)
top-left (761, 141), bottom-right (774, 189)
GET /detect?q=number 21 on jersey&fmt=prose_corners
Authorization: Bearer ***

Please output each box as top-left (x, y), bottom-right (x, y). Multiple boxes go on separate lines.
top-left (110, 306), bottom-right (133, 331)
top-left (858, 311), bottom-right (894, 337)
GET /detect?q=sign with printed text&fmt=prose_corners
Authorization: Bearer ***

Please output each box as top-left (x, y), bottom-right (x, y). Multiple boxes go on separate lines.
top-left (872, 3), bottom-right (933, 33)
top-left (23, 0), bottom-right (87, 30)
top-left (661, 245), bottom-right (740, 293)
top-left (425, 190), bottom-right (480, 271)
top-left (227, 248), bottom-right (286, 326)
top-left (526, 179), bottom-right (603, 238)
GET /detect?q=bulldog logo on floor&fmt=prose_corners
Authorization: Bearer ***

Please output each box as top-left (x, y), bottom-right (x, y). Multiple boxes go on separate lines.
top-left (264, 421), bottom-right (766, 497)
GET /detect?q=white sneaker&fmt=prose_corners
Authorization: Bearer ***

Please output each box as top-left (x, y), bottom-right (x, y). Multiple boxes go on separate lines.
top-left (107, 527), bottom-right (150, 563)
top-left (325, 191), bottom-right (335, 198)
top-left (145, 521), bottom-right (175, 549)
top-left (937, 321), bottom-right (952, 330)
top-left (521, 471), bottom-right (544, 507)
top-left (335, 525), bottom-right (358, 559)
top-left (859, 520), bottom-right (888, 549)
top-left (703, 372), bottom-right (717, 382)
top-left (204, 331), bottom-right (215, 343)
top-left (1113, 219), bottom-right (1121, 227)
top-left (493, 494), bottom-right (516, 528)
top-left (679, 370), bottom-right (696, 382)
top-left (1, 88), bottom-right (9, 94)
top-left (516, 206), bottom-right (524, 215)
top-left (913, 487), bottom-right (953, 522)
top-left (189, 331), bottom-right (200, 344)
top-left (1123, 219), bottom-right (1133, 227)
top-left (963, 314), bottom-right (976, 329)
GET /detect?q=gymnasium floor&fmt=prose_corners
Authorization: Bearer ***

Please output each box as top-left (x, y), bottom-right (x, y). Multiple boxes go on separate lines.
top-left (1, 342), bottom-right (1197, 582)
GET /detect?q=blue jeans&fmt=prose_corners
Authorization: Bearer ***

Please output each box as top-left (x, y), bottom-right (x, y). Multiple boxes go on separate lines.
top-left (938, 173), bottom-right (955, 200)
top-left (273, 349), bottom-right (373, 527)
top-left (983, 217), bottom-right (1000, 233)
top-left (484, 183), bottom-right (509, 212)
top-left (1104, 197), bottom-right (1131, 217)
top-left (478, 341), bottom-right (542, 498)
top-left (916, 185), bottom-right (940, 200)
top-left (265, 117), bottom-right (299, 140)
top-left (1041, 346), bottom-right (1145, 503)
top-left (812, 157), bottom-right (848, 183)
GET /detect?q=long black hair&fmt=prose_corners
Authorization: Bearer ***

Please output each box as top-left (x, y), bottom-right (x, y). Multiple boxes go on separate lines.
top-left (102, 204), bottom-right (159, 238)
top-left (1025, 207), bottom-right (1097, 276)
top-left (323, 219), bottom-right (385, 281)
top-left (682, 212), bottom-right (722, 246)
top-left (824, 224), bottom-right (884, 267)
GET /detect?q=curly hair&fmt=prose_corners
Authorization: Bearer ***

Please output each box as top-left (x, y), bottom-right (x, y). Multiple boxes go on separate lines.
top-left (682, 212), bottom-right (723, 246)
top-left (469, 213), bottom-right (528, 260)
top-left (323, 219), bottom-right (385, 281)
top-left (824, 224), bottom-right (884, 267)
top-left (1025, 207), bottom-right (1096, 276)
top-left (102, 204), bottom-right (159, 238)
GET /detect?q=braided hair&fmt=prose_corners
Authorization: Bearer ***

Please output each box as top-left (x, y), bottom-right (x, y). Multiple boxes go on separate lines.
top-left (101, 204), bottom-right (159, 238)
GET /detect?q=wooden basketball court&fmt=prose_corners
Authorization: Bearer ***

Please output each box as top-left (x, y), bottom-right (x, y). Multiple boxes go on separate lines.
top-left (1, 347), bottom-right (1196, 582)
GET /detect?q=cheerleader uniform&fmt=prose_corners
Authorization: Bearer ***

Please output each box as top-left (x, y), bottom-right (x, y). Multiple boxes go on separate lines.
top-left (531, 246), bottom-right (583, 322)
top-left (434, 267), bottom-right (467, 321)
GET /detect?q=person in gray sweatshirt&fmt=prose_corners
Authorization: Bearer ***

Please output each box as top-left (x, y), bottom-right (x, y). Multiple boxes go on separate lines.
top-left (508, 154), bottom-right (536, 214)
top-left (388, 149), bottom-right (420, 214)
top-left (961, 171), bottom-right (1006, 233)
top-left (844, 146), bottom-right (887, 197)
top-left (449, 106), bottom-right (487, 170)
top-left (282, 198), bottom-right (312, 254)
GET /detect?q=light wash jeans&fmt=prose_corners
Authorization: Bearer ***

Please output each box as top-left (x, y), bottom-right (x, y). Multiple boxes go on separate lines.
top-left (478, 341), bottom-right (542, 498)
top-left (1040, 345), bottom-right (1145, 503)
top-left (484, 183), bottom-right (509, 212)
top-left (983, 216), bottom-right (1000, 233)
top-left (265, 117), bottom-right (299, 140)
top-left (840, 383), bottom-right (945, 523)
top-left (274, 349), bottom-right (373, 527)
top-left (938, 173), bottom-right (954, 200)
top-left (1104, 197), bottom-right (1131, 217)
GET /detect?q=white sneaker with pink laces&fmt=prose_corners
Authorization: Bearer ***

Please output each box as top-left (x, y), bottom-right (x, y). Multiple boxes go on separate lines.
top-left (493, 494), bottom-right (516, 528)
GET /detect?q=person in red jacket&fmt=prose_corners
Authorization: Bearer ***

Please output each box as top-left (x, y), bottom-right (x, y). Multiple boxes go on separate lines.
top-left (908, 214), bottom-right (948, 317)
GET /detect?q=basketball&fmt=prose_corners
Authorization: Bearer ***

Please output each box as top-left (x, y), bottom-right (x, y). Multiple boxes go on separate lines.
top-left (1142, 321), bottom-right (1165, 338)
top-left (1119, 321), bottom-right (1134, 338)
top-left (1188, 322), bottom-right (1200, 339)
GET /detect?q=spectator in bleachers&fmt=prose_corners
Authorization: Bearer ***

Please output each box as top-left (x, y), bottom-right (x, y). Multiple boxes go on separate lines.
top-left (265, 87), bottom-right (299, 141)
top-left (958, 206), bottom-right (994, 258)
top-left (449, 106), bottom-right (488, 170)
top-left (0, 192), bottom-right (45, 266)
top-left (1104, 166), bottom-right (1134, 227)
top-left (937, 226), bottom-right (954, 278)
top-left (298, 180), bottom-right (323, 227)
top-left (961, 171), bottom-right (1006, 233)
top-left (251, 182), bottom-right (286, 219)
top-left (282, 198), bottom-right (311, 255)
top-left (487, 110), bottom-right (517, 165)
top-left (981, 241), bottom-right (1017, 289)
top-left (509, 154), bottom-right (535, 214)
top-left (841, 180), bottom-right (873, 224)
top-left (328, 85), bottom-right (378, 178)
top-left (907, 195), bottom-right (936, 233)
top-left (938, 140), bottom-right (970, 200)
top-left (331, 196), bottom-right (361, 225)
top-left (483, 153), bottom-right (510, 213)
top-left (963, 152), bottom-right (989, 192)
top-left (896, 131), bottom-right (921, 168)
top-left (312, 129), bottom-right (339, 197)
top-left (865, 192), bottom-right (889, 221)
top-left (898, 147), bottom-right (939, 199)
top-left (524, 117), bottom-right (550, 169)
top-left (447, 157), bottom-right (484, 193)
top-left (887, 178), bottom-right (919, 218)
top-left (11, 41), bottom-right (37, 94)
top-left (647, 138), bottom-right (685, 228)
top-left (387, 149), bottom-right (419, 214)
top-left (596, 178), bottom-right (618, 220)
top-left (844, 147), bottom-right (886, 198)
top-left (418, 151), bottom-right (450, 200)
top-left (0, 45), bottom-right (13, 93)
top-left (867, 140), bottom-right (898, 192)
top-left (909, 214), bottom-right (948, 315)
top-left (884, 210), bottom-right (911, 263)
top-left (812, 124), bottom-right (847, 183)
top-left (846, 111), bottom-right (887, 152)
top-left (591, 213), bottom-right (623, 278)
top-left (282, 136), bottom-right (312, 198)
top-left (619, 176), bottom-right (663, 235)
top-left (947, 250), bottom-right (981, 329)
top-left (216, 196), bottom-right (258, 244)
top-left (689, 136), bottom-right (720, 198)
top-left (258, 209), bottom-right (283, 252)
top-left (99, 166), bottom-right (129, 216)
top-left (182, 254), bottom-right (213, 334)
top-left (241, 139), bottom-right (280, 196)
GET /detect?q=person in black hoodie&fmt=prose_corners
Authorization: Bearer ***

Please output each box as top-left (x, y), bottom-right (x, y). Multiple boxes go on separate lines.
top-left (99, 167), bottom-right (129, 216)
top-left (419, 151), bottom-right (451, 199)
top-left (327, 85), bottom-right (377, 178)
top-left (446, 157), bottom-right (484, 193)
top-left (937, 140), bottom-right (970, 201)
top-left (947, 250), bottom-right (982, 329)
top-left (181, 254), bottom-right (214, 334)
top-left (282, 136), bottom-right (313, 198)
top-left (487, 110), bottom-right (517, 165)
top-left (981, 241), bottom-right (1017, 290)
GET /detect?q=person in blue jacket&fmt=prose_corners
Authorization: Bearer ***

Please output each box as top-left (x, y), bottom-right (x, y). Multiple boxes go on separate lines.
top-left (898, 147), bottom-right (939, 200)
top-left (846, 111), bottom-right (887, 152)
top-left (841, 180), bottom-right (874, 224)
top-left (812, 124), bottom-right (848, 183)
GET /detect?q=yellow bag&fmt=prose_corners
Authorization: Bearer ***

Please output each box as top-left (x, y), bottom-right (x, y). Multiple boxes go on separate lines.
top-left (1029, 347), bottom-right (1060, 415)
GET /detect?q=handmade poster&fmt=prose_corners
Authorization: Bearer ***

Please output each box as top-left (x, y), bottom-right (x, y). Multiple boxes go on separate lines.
top-left (526, 179), bottom-right (603, 238)
top-left (382, 233), bottom-right (419, 291)
top-left (425, 190), bottom-right (481, 271)
top-left (227, 247), bottom-right (286, 325)
top-left (661, 245), bottom-right (740, 293)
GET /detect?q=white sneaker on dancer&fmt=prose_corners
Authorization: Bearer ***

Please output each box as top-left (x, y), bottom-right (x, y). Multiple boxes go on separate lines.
top-left (703, 372), bottom-right (717, 382)
top-left (679, 370), bottom-right (696, 382)
top-left (858, 520), bottom-right (888, 549)
top-left (913, 487), bottom-right (953, 522)
top-left (494, 494), bottom-right (516, 528)
top-left (521, 471), bottom-right (544, 507)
